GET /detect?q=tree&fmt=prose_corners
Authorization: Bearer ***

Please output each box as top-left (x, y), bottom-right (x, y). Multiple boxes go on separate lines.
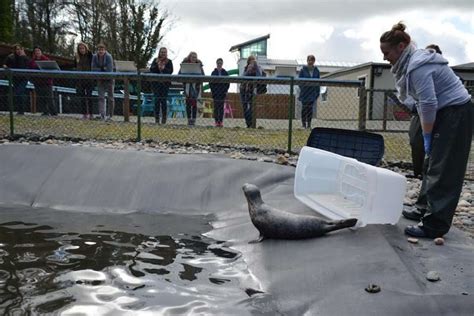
top-left (105, 0), bottom-right (168, 69)
top-left (13, 0), bottom-right (71, 55)
top-left (0, 0), bottom-right (14, 43)
top-left (9, 0), bottom-right (170, 66)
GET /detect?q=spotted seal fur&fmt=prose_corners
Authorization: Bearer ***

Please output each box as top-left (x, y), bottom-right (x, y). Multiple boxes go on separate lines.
top-left (242, 183), bottom-right (358, 242)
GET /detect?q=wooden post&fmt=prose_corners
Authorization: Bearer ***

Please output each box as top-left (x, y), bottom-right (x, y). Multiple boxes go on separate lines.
top-left (123, 78), bottom-right (130, 122)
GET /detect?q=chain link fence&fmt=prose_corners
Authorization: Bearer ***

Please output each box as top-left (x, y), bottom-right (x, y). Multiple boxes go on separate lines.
top-left (0, 68), bottom-right (472, 178)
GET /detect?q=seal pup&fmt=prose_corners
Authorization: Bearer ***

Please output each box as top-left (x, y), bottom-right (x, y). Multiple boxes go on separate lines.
top-left (242, 183), bottom-right (358, 242)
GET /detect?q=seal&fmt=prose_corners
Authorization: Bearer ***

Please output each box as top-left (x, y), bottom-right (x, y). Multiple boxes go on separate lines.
top-left (242, 183), bottom-right (358, 242)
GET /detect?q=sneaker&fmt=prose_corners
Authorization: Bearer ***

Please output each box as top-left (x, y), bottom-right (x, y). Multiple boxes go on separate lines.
top-left (218, 122), bottom-right (223, 127)
top-left (82, 114), bottom-right (88, 120)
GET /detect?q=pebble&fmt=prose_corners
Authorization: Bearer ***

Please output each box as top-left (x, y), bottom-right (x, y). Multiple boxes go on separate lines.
top-left (407, 237), bottom-right (419, 244)
top-left (434, 238), bottom-right (444, 245)
top-left (426, 271), bottom-right (440, 282)
top-left (276, 155), bottom-right (289, 165)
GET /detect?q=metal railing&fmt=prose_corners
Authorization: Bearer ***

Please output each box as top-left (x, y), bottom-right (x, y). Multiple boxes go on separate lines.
top-left (1, 68), bottom-right (471, 178)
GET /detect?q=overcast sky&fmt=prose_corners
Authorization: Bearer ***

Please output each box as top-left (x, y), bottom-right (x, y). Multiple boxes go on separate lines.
top-left (158, 0), bottom-right (473, 74)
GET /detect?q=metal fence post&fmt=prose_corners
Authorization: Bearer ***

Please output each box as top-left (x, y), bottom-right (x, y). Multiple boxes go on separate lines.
top-left (382, 91), bottom-right (388, 131)
top-left (7, 69), bottom-right (14, 137)
top-left (287, 77), bottom-right (295, 153)
top-left (358, 86), bottom-right (367, 131)
top-left (136, 72), bottom-right (142, 142)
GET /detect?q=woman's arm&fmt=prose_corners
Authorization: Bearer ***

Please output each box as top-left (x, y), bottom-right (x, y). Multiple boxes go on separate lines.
top-left (410, 67), bottom-right (437, 134)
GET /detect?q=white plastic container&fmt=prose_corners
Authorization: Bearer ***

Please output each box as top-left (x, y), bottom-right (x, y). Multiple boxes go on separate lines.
top-left (294, 146), bottom-right (407, 227)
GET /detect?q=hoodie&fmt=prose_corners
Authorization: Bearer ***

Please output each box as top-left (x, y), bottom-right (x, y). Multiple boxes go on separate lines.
top-left (407, 49), bottom-right (470, 124)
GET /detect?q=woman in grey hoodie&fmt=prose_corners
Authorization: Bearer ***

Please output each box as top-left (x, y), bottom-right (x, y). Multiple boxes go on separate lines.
top-left (380, 22), bottom-right (472, 239)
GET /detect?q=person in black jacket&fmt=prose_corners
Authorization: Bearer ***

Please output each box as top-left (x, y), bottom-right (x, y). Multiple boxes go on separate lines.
top-left (149, 47), bottom-right (173, 124)
top-left (209, 58), bottom-right (230, 127)
top-left (3, 44), bottom-right (30, 114)
top-left (74, 42), bottom-right (93, 119)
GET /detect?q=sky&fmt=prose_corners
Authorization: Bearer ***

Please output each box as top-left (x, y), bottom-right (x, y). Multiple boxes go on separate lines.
top-left (157, 0), bottom-right (474, 75)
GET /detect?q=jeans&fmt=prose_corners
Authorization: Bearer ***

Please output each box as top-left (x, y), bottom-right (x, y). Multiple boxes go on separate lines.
top-left (240, 92), bottom-right (254, 127)
top-left (14, 80), bottom-right (28, 114)
top-left (97, 80), bottom-right (115, 118)
top-left (213, 96), bottom-right (226, 123)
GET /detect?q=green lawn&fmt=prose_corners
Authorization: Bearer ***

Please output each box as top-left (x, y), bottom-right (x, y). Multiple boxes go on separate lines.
top-left (0, 114), bottom-right (411, 161)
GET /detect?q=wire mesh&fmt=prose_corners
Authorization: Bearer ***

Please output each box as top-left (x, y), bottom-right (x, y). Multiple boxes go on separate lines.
top-left (0, 68), bottom-right (472, 179)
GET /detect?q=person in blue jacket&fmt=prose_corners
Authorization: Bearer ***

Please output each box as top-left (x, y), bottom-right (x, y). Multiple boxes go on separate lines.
top-left (210, 58), bottom-right (230, 127)
top-left (380, 22), bottom-right (472, 238)
top-left (298, 55), bottom-right (320, 129)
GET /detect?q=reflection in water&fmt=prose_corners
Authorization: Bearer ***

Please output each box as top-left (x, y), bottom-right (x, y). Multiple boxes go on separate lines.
top-left (0, 217), bottom-right (257, 315)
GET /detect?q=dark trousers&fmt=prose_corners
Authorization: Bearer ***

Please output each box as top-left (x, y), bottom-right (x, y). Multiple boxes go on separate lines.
top-left (409, 113), bottom-right (425, 177)
top-left (36, 85), bottom-right (56, 115)
top-left (77, 82), bottom-right (93, 115)
top-left (154, 95), bottom-right (168, 123)
top-left (213, 97), bottom-right (225, 123)
top-left (186, 97), bottom-right (197, 121)
top-left (240, 92), bottom-right (254, 127)
top-left (419, 101), bottom-right (472, 237)
top-left (301, 101), bottom-right (314, 128)
top-left (14, 80), bottom-right (28, 114)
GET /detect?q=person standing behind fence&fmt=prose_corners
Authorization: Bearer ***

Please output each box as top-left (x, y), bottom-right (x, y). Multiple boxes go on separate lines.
top-left (3, 44), bottom-right (30, 115)
top-left (28, 46), bottom-right (56, 116)
top-left (380, 22), bottom-right (472, 239)
top-left (298, 55), bottom-right (320, 129)
top-left (179, 51), bottom-right (204, 126)
top-left (150, 47), bottom-right (173, 124)
top-left (240, 55), bottom-right (262, 128)
top-left (75, 43), bottom-right (93, 120)
top-left (210, 58), bottom-right (230, 127)
top-left (91, 43), bottom-right (115, 121)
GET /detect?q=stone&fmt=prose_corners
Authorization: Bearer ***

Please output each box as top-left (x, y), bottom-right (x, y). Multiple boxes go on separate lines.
top-left (407, 237), bottom-right (419, 244)
top-left (458, 200), bottom-right (471, 207)
top-left (434, 238), bottom-right (444, 245)
top-left (426, 271), bottom-right (440, 282)
top-left (407, 190), bottom-right (418, 199)
top-left (276, 155), bottom-right (289, 165)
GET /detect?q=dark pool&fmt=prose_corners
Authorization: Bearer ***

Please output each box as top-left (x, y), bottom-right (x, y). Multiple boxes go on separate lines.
top-left (0, 207), bottom-right (264, 315)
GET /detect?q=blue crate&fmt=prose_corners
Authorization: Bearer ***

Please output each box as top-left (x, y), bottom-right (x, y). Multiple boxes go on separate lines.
top-left (306, 128), bottom-right (384, 166)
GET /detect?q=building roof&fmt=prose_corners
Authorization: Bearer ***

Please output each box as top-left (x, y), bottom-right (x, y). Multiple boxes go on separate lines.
top-left (451, 62), bottom-right (474, 70)
top-left (452, 62), bottom-right (474, 71)
top-left (297, 59), bottom-right (360, 68)
top-left (229, 34), bottom-right (270, 52)
top-left (322, 61), bottom-right (391, 78)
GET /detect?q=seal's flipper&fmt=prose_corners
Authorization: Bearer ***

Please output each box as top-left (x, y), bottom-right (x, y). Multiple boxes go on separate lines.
top-left (325, 218), bottom-right (358, 233)
top-left (249, 234), bottom-right (265, 244)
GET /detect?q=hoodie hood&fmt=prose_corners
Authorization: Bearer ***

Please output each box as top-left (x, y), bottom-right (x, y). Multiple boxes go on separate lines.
top-left (407, 49), bottom-right (448, 75)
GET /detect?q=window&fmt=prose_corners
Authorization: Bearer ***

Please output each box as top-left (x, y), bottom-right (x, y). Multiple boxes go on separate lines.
top-left (240, 40), bottom-right (267, 59)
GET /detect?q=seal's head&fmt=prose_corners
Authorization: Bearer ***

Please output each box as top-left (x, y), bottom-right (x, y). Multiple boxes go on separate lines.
top-left (242, 183), bottom-right (263, 206)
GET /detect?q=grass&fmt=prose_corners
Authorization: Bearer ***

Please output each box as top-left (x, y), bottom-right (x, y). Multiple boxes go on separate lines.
top-left (0, 114), bottom-right (412, 161)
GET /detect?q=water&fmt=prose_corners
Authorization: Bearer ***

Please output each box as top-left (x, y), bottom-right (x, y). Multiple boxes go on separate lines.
top-left (0, 207), bottom-right (265, 315)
